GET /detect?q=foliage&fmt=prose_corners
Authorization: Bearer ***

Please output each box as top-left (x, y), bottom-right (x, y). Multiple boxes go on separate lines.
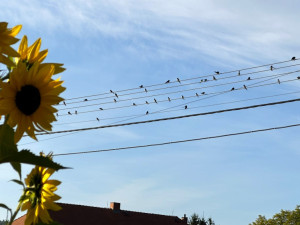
top-left (249, 205), bottom-right (300, 225)
top-left (188, 213), bottom-right (216, 225)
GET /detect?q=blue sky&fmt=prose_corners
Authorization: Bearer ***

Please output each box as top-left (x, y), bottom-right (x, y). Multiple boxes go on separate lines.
top-left (1, 1), bottom-right (300, 224)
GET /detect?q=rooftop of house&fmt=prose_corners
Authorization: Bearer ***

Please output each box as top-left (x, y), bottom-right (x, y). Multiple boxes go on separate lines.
top-left (12, 202), bottom-right (188, 225)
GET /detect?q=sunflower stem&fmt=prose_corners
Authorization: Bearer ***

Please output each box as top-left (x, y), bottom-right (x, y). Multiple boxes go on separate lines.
top-left (7, 201), bottom-right (22, 225)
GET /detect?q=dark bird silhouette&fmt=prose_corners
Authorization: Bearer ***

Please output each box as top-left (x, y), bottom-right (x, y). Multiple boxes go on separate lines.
top-left (144, 88), bottom-right (148, 92)
top-left (297, 76), bottom-right (300, 79)
top-left (168, 97), bottom-right (171, 102)
top-left (146, 111), bottom-right (149, 115)
top-left (196, 93), bottom-right (199, 97)
top-left (63, 101), bottom-right (66, 106)
top-left (201, 92), bottom-right (205, 95)
top-left (145, 101), bottom-right (149, 104)
top-left (68, 111), bottom-right (71, 115)
top-left (278, 79), bottom-right (280, 84)
top-left (177, 78), bottom-right (181, 83)
top-left (243, 85), bottom-right (247, 90)
top-left (114, 99), bottom-right (117, 103)
top-left (215, 71), bottom-right (220, 75)
top-left (213, 76), bottom-right (217, 81)
top-left (204, 79), bottom-right (208, 82)
top-left (97, 117), bottom-right (100, 122)
top-left (247, 77), bottom-right (251, 80)
top-left (154, 98), bottom-right (157, 103)
top-left (133, 103), bottom-right (136, 106)
top-left (56, 113), bottom-right (58, 117)
top-left (231, 87), bottom-right (235, 91)
top-left (181, 95), bottom-right (184, 99)
top-left (139, 85), bottom-right (144, 88)
top-left (165, 80), bottom-right (170, 84)
top-left (84, 99), bottom-right (88, 101)
top-left (115, 93), bottom-right (118, 98)
top-left (238, 70), bottom-right (240, 76)
top-left (184, 105), bottom-right (188, 109)
top-left (110, 90), bottom-right (114, 93)
top-left (200, 79), bottom-right (203, 83)
top-left (291, 56), bottom-right (296, 60)
top-left (75, 110), bottom-right (77, 114)
top-left (270, 65), bottom-right (273, 71)
top-left (99, 107), bottom-right (103, 110)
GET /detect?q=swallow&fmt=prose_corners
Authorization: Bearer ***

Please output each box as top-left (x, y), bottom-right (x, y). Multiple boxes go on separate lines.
top-left (145, 88), bottom-right (148, 92)
top-left (231, 87), bottom-right (235, 91)
top-left (297, 76), bottom-right (300, 79)
top-left (56, 113), bottom-right (58, 117)
top-left (114, 99), bottom-right (117, 103)
top-left (99, 108), bottom-right (104, 110)
top-left (215, 71), bottom-right (220, 75)
top-left (238, 70), bottom-right (241, 75)
top-left (201, 92), bottom-right (205, 95)
top-left (75, 110), bottom-right (77, 114)
top-left (243, 85), bottom-right (247, 90)
top-left (68, 111), bottom-right (72, 115)
top-left (270, 65), bottom-right (273, 71)
top-left (133, 103), bottom-right (136, 106)
top-left (139, 85), bottom-right (144, 88)
top-left (291, 56), bottom-right (296, 60)
top-left (177, 78), bottom-right (181, 83)
top-left (154, 98), bottom-right (157, 103)
top-left (204, 79), bottom-right (208, 82)
top-left (146, 101), bottom-right (149, 104)
top-left (110, 90), bottom-right (114, 93)
top-left (213, 76), bottom-right (217, 81)
top-left (63, 101), bottom-right (66, 106)
top-left (277, 79), bottom-right (280, 84)
top-left (84, 99), bottom-right (88, 101)
top-left (165, 80), bottom-right (170, 84)
top-left (115, 93), bottom-right (118, 98)
top-left (97, 117), bottom-right (100, 122)
top-left (247, 77), bottom-right (251, 80)
top-left (168, 97), bottom-right (171, 102)
top-left (146, 111), bottom-right (149, 115)
top-left (184, 105), bottom-right (188, 109)
top-left (181, 95), bottom-right (184, 99)
top-left (196, 93), bottom-right (199, 97)
top-left (200, 79), bottom-right (203, 83)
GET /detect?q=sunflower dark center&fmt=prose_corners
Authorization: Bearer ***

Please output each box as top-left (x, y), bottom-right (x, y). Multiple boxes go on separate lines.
top-left (15, 85), bottom-right (41, 115)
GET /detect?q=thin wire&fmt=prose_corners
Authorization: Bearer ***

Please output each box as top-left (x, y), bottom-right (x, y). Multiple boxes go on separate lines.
top-left (60, 64), bottom-right (300, 106)
top-left (53, 123), bottom-right (300, 156)
top-left (53, 90), bottom-right (300, 126)
top-left (31, 98), bottom-right (300, 136)
top-left (63, 58), bottom-right (299, 101)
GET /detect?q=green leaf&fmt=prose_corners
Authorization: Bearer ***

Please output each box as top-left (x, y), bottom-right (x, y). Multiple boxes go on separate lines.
top-left (10, 162), bottom-right (21, 180)
top-left (10, 179), bottom-right (24, 187)
top-left (0, 149), bottom-right (68, 170)
top-left (0, 203), bottom-right (11, 212)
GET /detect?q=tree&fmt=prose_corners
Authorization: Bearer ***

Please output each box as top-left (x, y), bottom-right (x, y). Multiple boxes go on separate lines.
top-left (188, 213), bottom-right (216, 225)
top-left (250, 205), bottom-right (300, 225)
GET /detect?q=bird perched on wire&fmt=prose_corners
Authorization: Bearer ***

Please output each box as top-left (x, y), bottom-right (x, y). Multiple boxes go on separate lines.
top-left (243, 85), bottom-right (247, 90)
top-left (165, 80), bottom-right (170, 84)
top-left (168, 97), bottom-right (171, 102)
top-left (278, 79), bottom-right (280, 84)
top-left (184, 105), bottom-right (188, 109)
top-left (115, 93), bottom-right (118, 98)
top-left (139, 85), bottom-right (144, 88)
top-left (181, 95), bottom-right (184, 99)
top-left (56, 113), bottom-right (58, 117)
top-left (110, 90), bottom-right (114, 93)
top-left (144, 88), bottom-right (148, 93)
top-left (297, 76), bottom-right (300, 79)
top-left (201, 92), bottom-right (205, 95)
top-left (114, 98), bottom-right (117, 103)
top-left (215, 71), bottom-right (220, 75)
top-left (97, 118), bottom-right (100, 122)
top-left (213, 76), bottom-right (217, 81)
top-left (75, 110), bottom-right (77, 114)
top-left (238, 70), bottom-right (240, 75)
top-left (84, 99), bottom-right (88, 101)
top-left (270, 65), bottom-right (273, 71)
top-left (68, 111), bottom-right (72, 115)
top-left (63, 101), bottom-right (66, 106)
top-left (145, 101), bottom-right (149, 104)
top-left (231, 87), bottom-right (235, 91)
top-left (154, 98), bottom-right (157, 103)
top-left (133, 103), bottom-right (136, 106)
top-left (99, 107), bottom-right (103, 110)
top-left (177, 78), bottom-right (181, 83)
top-left (247, 77), bottom-right (251, 80)
top-left (146, 111), bottom-right (149, 115)
top-left (196, 93), bottom-right (199, 97)
top-left (291, 56), bottom-right (296, 60)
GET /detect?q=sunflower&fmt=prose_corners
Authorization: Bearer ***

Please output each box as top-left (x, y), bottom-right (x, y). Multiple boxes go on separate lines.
top-left (17, 35), bottom-right (65, 74)
top-left (21, 165), bottom-right (62, 225)
top-left (0, 22), bottom-right (22, 67)
top-left (0, 62), bottom-right (65, 142)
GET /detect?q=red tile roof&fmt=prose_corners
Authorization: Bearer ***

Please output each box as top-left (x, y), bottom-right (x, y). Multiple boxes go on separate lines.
top-left (12, 203), bottom-right (187, 225)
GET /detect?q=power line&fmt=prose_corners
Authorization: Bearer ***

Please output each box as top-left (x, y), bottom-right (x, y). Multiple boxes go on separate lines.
top-left (32, 98), bottom-right (300, 136)
top-left (53, 90), bottom-right (300, 126)
top-left (59, 64), bottom-right (300, 106)
top-left (62, 58), bottom-right (299, 101)
top-left (53, 122), bottom-right (300, 156)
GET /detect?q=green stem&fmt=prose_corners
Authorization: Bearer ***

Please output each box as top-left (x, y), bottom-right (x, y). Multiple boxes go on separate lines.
top-left (7, 201), bottom-right (22, 225)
